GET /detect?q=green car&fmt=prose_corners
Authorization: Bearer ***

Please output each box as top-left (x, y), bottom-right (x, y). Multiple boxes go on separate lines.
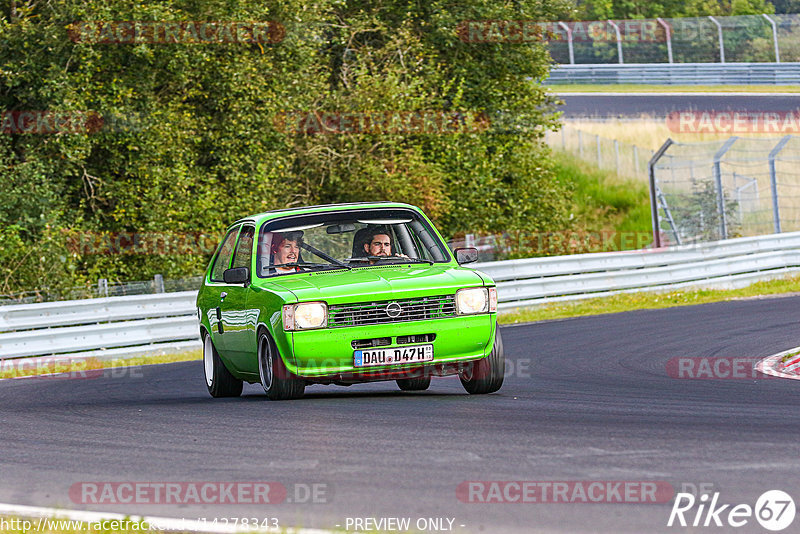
top-left (197, 201), bottom-right (504, 400)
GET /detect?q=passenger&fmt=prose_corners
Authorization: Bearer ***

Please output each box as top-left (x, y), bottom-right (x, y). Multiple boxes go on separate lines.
top-left (271, 231), bottom-right (303, 273)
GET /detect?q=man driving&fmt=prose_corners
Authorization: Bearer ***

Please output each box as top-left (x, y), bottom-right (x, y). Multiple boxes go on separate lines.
top-left (362, 226), bottom-right (407, 263)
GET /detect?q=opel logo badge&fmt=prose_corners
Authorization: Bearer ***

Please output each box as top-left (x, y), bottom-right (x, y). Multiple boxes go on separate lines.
top-left (386, 302), bottom-right (402, 318)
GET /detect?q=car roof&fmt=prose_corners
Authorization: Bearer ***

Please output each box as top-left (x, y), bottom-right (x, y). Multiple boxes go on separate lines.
top-left (228, 201), bottom-right (420, 228)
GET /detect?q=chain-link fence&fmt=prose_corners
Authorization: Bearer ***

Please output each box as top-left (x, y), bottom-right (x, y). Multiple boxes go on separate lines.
top-left (651, 135), bottom-right (800, 245)
top-left (0, 275), bottom-right (203, 306)
top-left (546, 14), bottom-right (800, 64)
top-left (544, 123), bottom-right (654, 181)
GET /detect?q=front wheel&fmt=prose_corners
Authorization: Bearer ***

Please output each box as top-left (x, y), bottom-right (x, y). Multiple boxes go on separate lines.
top-left (460, 324), bottom-right (505, 394)
top-left (203, 333), bottom-right (243, 398)
top-left (396, 375), bottom-right (431, 391)
top-left (258, 330), bottom-right (305, 400)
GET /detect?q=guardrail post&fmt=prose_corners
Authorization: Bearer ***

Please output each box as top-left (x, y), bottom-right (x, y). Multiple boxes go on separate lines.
top-left (607, 20), bottom-right (624, 64)
top-left (558, 21), bottom-right (574, 64)
top-left (154, 274), bottom-right (165, 293)
top-left (708, 16), bottom-right (725, 63)
top-left (713, 136), bottom-right (738, 239)
top-left (657, 18), bottom-right (673, 63)
top-left (649, 139), bottom-right (674, 248)
top-left (768, 135), bottom-right (791, 233)
top-left (762, 14), bottom-right (780, 63)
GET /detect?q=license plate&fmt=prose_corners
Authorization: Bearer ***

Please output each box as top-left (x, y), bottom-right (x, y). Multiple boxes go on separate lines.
top-left (354, 344), bottom-right (434, 368)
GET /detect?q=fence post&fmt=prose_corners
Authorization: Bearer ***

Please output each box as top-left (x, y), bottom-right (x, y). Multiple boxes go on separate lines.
top-left (768, 135), bottom-right (791, 233)
top-left (154, 274), bottom-right (165, 293)
top-left (596, 134), bottom-right (601, 166)
top-left (558, 21), bottom-right (574, 65)
top-left (762, 14), bottom-right (780, 63)
top-left (649, 139), bottom-right (674, 248)
top-left (607, 20), bottom-right (623, 64)
top-left (708, 16), bottom-right (725, 63)
top-left (657, 18), bottom-right (673, 64)
top-left (713, 137), bottom-right (738, 239)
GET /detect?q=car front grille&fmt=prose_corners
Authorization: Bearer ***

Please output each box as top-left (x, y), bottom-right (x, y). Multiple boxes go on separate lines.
top-left (329, 295), bottom-right (456, 328)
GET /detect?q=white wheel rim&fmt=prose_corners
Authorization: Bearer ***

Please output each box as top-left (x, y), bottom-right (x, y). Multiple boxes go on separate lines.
top-left (259, 335), bottom-right (273, 392)
top-left (203, 335), bottom-right (214, 387)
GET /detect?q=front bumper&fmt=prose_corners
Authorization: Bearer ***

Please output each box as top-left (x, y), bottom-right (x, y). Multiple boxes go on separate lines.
top-left (282, 314), bottom-right (496, 378)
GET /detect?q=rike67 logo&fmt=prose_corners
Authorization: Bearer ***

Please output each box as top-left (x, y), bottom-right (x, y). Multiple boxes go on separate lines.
top-left (668, 490), bottom-right (795, 531)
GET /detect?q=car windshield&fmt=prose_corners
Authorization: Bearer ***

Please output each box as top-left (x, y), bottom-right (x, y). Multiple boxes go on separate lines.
top-left (256, 208), bottom-right (451, 277)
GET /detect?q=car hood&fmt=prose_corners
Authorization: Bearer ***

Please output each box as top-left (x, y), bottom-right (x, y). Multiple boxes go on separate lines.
top-left (260, 264), bottom-right (487, 304)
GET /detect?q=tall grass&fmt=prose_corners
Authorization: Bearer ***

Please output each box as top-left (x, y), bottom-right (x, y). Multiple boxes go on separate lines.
top-left (552, 151), bottom-right (652, 250)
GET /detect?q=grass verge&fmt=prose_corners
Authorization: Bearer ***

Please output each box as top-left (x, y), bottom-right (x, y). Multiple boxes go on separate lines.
top-left (0, 349), bottom-right (201, 380)
top-left (553, 151), bottom-right (652, 250)
top-left (498, 274), bottom-right (800, 324)
top-left (548, 84), bottom-right (800, 93)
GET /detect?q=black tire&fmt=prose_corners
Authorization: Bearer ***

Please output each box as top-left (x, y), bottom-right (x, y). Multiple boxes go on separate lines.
top-left (460, 324), bottom-right (505, 394)
top-left (203, 332), bottom-right (243, 398)
top-left (258, 330), bottom-right (305, 400)
top-left (396, 375), bottom-right (431, 391)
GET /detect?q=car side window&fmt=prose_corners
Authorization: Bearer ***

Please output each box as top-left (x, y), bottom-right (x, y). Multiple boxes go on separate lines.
top-left (209, 227), bottom-right (240, 282)
top-left (232, 225), bottom-right (255, 270)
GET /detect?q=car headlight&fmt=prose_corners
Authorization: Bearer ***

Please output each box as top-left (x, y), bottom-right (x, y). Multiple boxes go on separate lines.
top-left (455, 287), bottom-right (489, 315)
top-left (283, 302), bottom-right (328, 330)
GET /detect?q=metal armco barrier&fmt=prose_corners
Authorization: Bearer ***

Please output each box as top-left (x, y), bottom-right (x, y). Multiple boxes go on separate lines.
top-left (476, 231), bottom-right (800, 309)
top-left (0, 291), bottom-right (201, 361)
top-left (546, 63), bottom-right (800, 85)
top-left (3, 232), bottom-right (800, 359)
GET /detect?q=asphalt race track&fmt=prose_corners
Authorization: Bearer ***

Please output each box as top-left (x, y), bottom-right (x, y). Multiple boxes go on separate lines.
top-left (557, 93), bottom-right (800, 118)
top-left (2, 296), bottom-right (800, 533)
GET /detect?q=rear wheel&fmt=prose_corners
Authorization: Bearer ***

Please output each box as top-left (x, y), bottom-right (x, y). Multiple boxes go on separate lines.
top-left (203, 332), bottom-right (243, 398)
top-left (460, 324), bottom-right (505, 394)
top-left (396, 375), bottom-right (431, 391)
top-left (258, 330), bottom-right (305, 400)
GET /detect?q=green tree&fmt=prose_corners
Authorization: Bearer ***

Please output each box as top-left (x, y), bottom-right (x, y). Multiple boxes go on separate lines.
top-left (0, 0), bottom-right (571, 297)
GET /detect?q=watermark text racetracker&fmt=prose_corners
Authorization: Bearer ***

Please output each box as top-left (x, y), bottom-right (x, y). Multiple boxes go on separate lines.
top-left (667, 110), bottom-right (800, 134)
top-left (65, 230), bottom-right (221, 256)
top-left (0, 357), bottom-right (144, 380)
top-left (68, 21), bottom-right (285, 44)
top-left (457, 20), bottom-right (664, 43)
top-left (69, 481), bottom-right (330, 505)
top-left (274, 110), bottom-right (490, 135)
top-left (666, 357), bottom-right (776, 380)
top-left (457, 481), bottom-right (674, 503)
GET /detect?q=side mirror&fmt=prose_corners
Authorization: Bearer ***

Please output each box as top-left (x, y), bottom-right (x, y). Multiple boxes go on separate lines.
top-left (455, 247), bottom-right (478, 265)
top-left (223, 267), bottom-right (250, 285)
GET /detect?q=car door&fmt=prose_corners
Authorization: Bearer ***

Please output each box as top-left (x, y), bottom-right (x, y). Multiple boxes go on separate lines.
top-left (204, 225), bottom-right (241, 354)
top-left (220, 224), bottom-right (257, 372)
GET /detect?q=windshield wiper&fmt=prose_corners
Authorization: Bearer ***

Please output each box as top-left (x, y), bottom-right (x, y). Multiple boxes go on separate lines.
top-left (300, 243), bottom-right (352, 270)
top-left (395, 257), bottom-right (434, 265)
top-left (346, 256), bottom-right (434, 265)
top-left (262, 262), bottom-right (342, 271)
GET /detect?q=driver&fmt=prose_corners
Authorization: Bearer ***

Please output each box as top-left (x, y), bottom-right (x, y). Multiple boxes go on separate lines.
top-left (362, 226), bottom-right (407, 263)
top-left (271, 231), bottom-right (303, 273)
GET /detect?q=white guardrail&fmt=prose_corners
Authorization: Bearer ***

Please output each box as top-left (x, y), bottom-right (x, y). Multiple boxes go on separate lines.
top-left (3, 231), bottom-right (800, 360)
